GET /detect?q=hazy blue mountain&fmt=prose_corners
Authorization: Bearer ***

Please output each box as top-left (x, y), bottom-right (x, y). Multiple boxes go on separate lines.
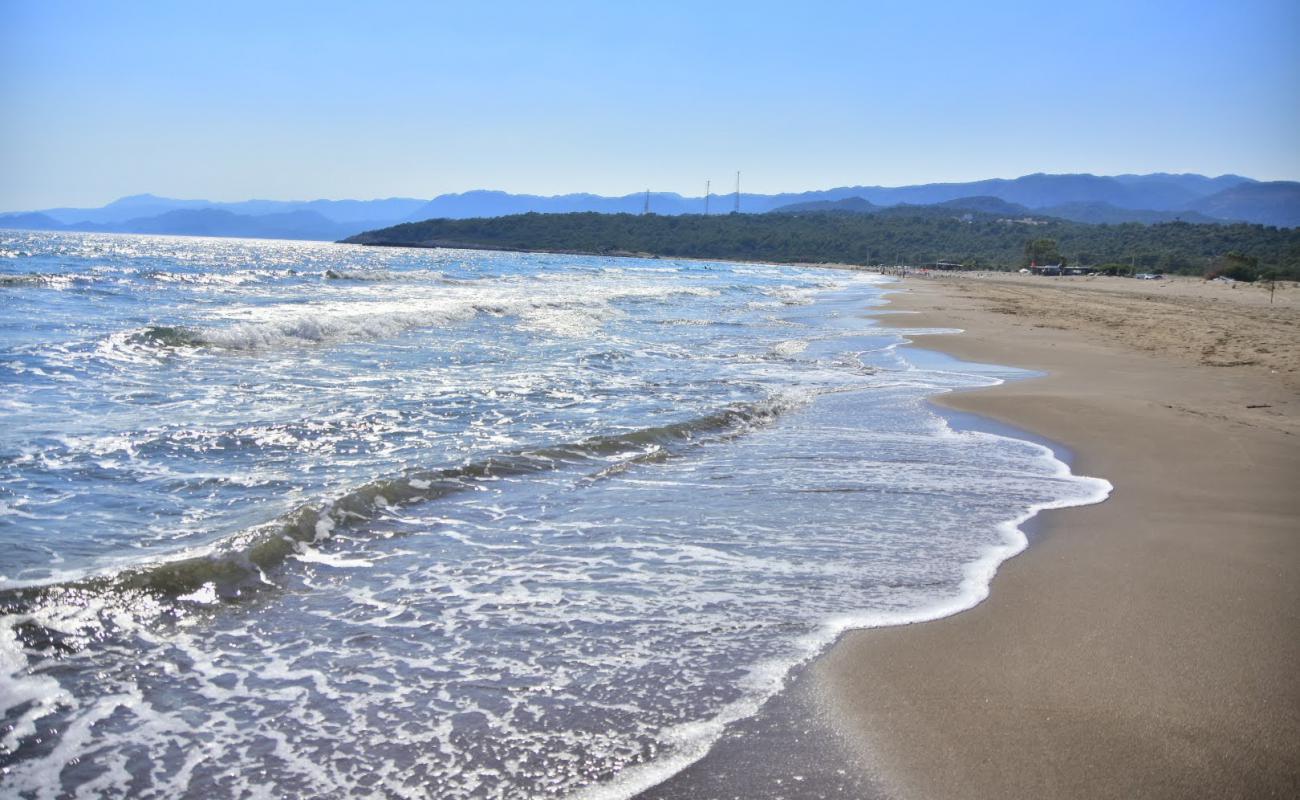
top-left (405, 191), bottom-right (704, 219)
top-left (933, 196), bottom-right (1033, 215)
top-left (773, 195), bottom-right (1034, 218)
top-left (217, 197), bottom-right (428, 223)
top-left (770, 194), bottom-right (1224, 225)
top-left (1111, 173), bottom-right (1250, 189)
top-left (36, 194), bottom-right (211, 225)
top-left (109, 208), bottom-right (349, 239)
top-left (4, 174), bottom-right (1293, 240)
top-left (405, 189), bottom-right (894, 218)
top-left (301, 198), bottom-right (427, 222)
top-left (99, 193), bottom-right (208, 213)
top-left (1036, 202), bottom-right (1223, 225)
top-left (110, 208), bottom-right (258, 236)
top-left (405, 174), bottom-right (1258, 218)
top-left (830, 173), bottom-right (1254, 210)
top-left (0, 208), bottom-right (370, 240)
top-left (0, 212), bottom-right (66, 230)
top-left (1111, 172), bottom-right (1255, 206)
top-left (853, 174), bottom-right (1126, 208)
top-left (1183, 181), bottom-right (1300, 227)
top-left (29, 194), bottom-right (426, 227)
top-left (771, 197), bottom-right (882, 214)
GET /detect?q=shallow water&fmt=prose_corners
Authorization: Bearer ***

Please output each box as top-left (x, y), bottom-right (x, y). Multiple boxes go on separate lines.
top-left (0, 232), bottom-right (1109, 798)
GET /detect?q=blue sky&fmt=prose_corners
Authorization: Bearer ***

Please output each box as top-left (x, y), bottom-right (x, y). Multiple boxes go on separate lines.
top-left (1, 0), bottom-right (1296, 209)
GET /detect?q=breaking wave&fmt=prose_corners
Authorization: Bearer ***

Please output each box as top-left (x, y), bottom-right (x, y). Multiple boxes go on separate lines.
top-left (0, 396), bottom-right (800, 610)
top-left (115, 282), bottom-right (722, 351)
top-left (0, 272), bottom-right (91, 288)
top-left (128, 324), bottom-right (207, 348)
top-left (323, 268), bottom-right (398, 281)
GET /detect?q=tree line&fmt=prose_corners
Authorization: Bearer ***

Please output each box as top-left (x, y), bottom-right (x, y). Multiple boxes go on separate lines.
top-left (344, 211), bottom-right (1300, 280)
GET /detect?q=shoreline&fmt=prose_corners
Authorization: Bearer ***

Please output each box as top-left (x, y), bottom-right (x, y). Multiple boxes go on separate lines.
top-left (645, 271), bottom-right (1298, 799)
top-left (817, 277), bottom-right (1300, 798)
top-left (638, 376), bottom-right (1095, 800)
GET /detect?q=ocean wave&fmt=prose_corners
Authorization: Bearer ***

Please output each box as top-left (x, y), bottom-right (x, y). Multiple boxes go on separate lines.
top-left (114, 280), bottom-right (721, 351)
top-left (116, 302), bottom-right (474, 352)
top-left (2, 268), bottom-right (291, 290)
top-left (323, 268), bottom-right (399, 281)
top-left (322, 268), bottom-right (485, 285)
top-left (138, 268), bottom-right (296, 286)
top-left (0, 272), bottom-right (92, 289)
top-left (127, 325), bottom-right (208, 348)
top-left (0, 395), bottom-right (800, 610)
top-left (769, 339), bottom-right (809, 358)
top-left (206, 308), bottom-right (456, 349)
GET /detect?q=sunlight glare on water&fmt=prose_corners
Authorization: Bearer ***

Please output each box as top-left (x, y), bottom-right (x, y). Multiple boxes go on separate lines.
top-left (0, 232), bottom-right (1108, 799)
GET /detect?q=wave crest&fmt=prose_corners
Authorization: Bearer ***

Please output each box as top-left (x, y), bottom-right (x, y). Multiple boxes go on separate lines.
top-left (127, 325), bottom-right (207, 348)
top-left (0, 395), bottom-right (801, 610)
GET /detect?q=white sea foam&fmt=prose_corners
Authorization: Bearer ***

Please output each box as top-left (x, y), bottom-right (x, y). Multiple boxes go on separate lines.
top-left (769, 338), bottom-right (809, 357)
top-left (0, 235), bottom-right (1114, 799)
top-left (177, 582), bottom-right (220, 604)
top-left (110, 276), bottom-right (725, 351)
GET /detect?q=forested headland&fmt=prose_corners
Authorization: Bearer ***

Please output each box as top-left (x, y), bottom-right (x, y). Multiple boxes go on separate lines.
top-left (343, 210), bottom-right (1300, 280)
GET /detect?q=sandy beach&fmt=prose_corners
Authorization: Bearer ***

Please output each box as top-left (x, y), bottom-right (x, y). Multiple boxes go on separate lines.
top-left (812, 273), bottom-right (1300, 798)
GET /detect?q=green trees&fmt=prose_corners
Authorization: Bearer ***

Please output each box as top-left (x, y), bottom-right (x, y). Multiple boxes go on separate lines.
top-left (1024, 238), bottom-right (1063, 266)
top-left (344, 212), bottom-right (1300, 279)
top-left (1211, 252), bottom-right (1261, 281)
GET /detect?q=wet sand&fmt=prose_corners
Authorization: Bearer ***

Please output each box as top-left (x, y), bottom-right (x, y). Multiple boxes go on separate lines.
top-left (819, 274), bottom-right (1300, 798)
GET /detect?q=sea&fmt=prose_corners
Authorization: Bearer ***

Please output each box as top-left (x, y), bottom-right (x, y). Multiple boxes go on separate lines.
top-left (0, 231), bottom-right (1110, 799)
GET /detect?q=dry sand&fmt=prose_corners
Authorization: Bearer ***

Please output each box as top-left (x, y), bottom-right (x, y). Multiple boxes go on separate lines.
top-left (818, 273), bottom-right (1300, 798)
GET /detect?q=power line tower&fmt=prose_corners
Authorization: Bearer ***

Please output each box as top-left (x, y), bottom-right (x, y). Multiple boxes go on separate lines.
top-left (733, 171), bottom-right (740, 213)
top-left (704, 180), bottom-right (710, 215)
top-left (643, 189), bottom-right (650, 215)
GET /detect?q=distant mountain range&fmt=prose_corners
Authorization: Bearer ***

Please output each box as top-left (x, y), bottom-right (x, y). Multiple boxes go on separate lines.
top-left (773, 194), bottom-right (1229, 225)
top-left (0, 196), bottom-right (426, 241)
top-left (2, 173), bottom-right (1297, 240)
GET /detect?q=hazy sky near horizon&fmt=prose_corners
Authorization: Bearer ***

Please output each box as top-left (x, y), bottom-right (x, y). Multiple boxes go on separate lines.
top-left (1, 0), bottom-right (1297, 209)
